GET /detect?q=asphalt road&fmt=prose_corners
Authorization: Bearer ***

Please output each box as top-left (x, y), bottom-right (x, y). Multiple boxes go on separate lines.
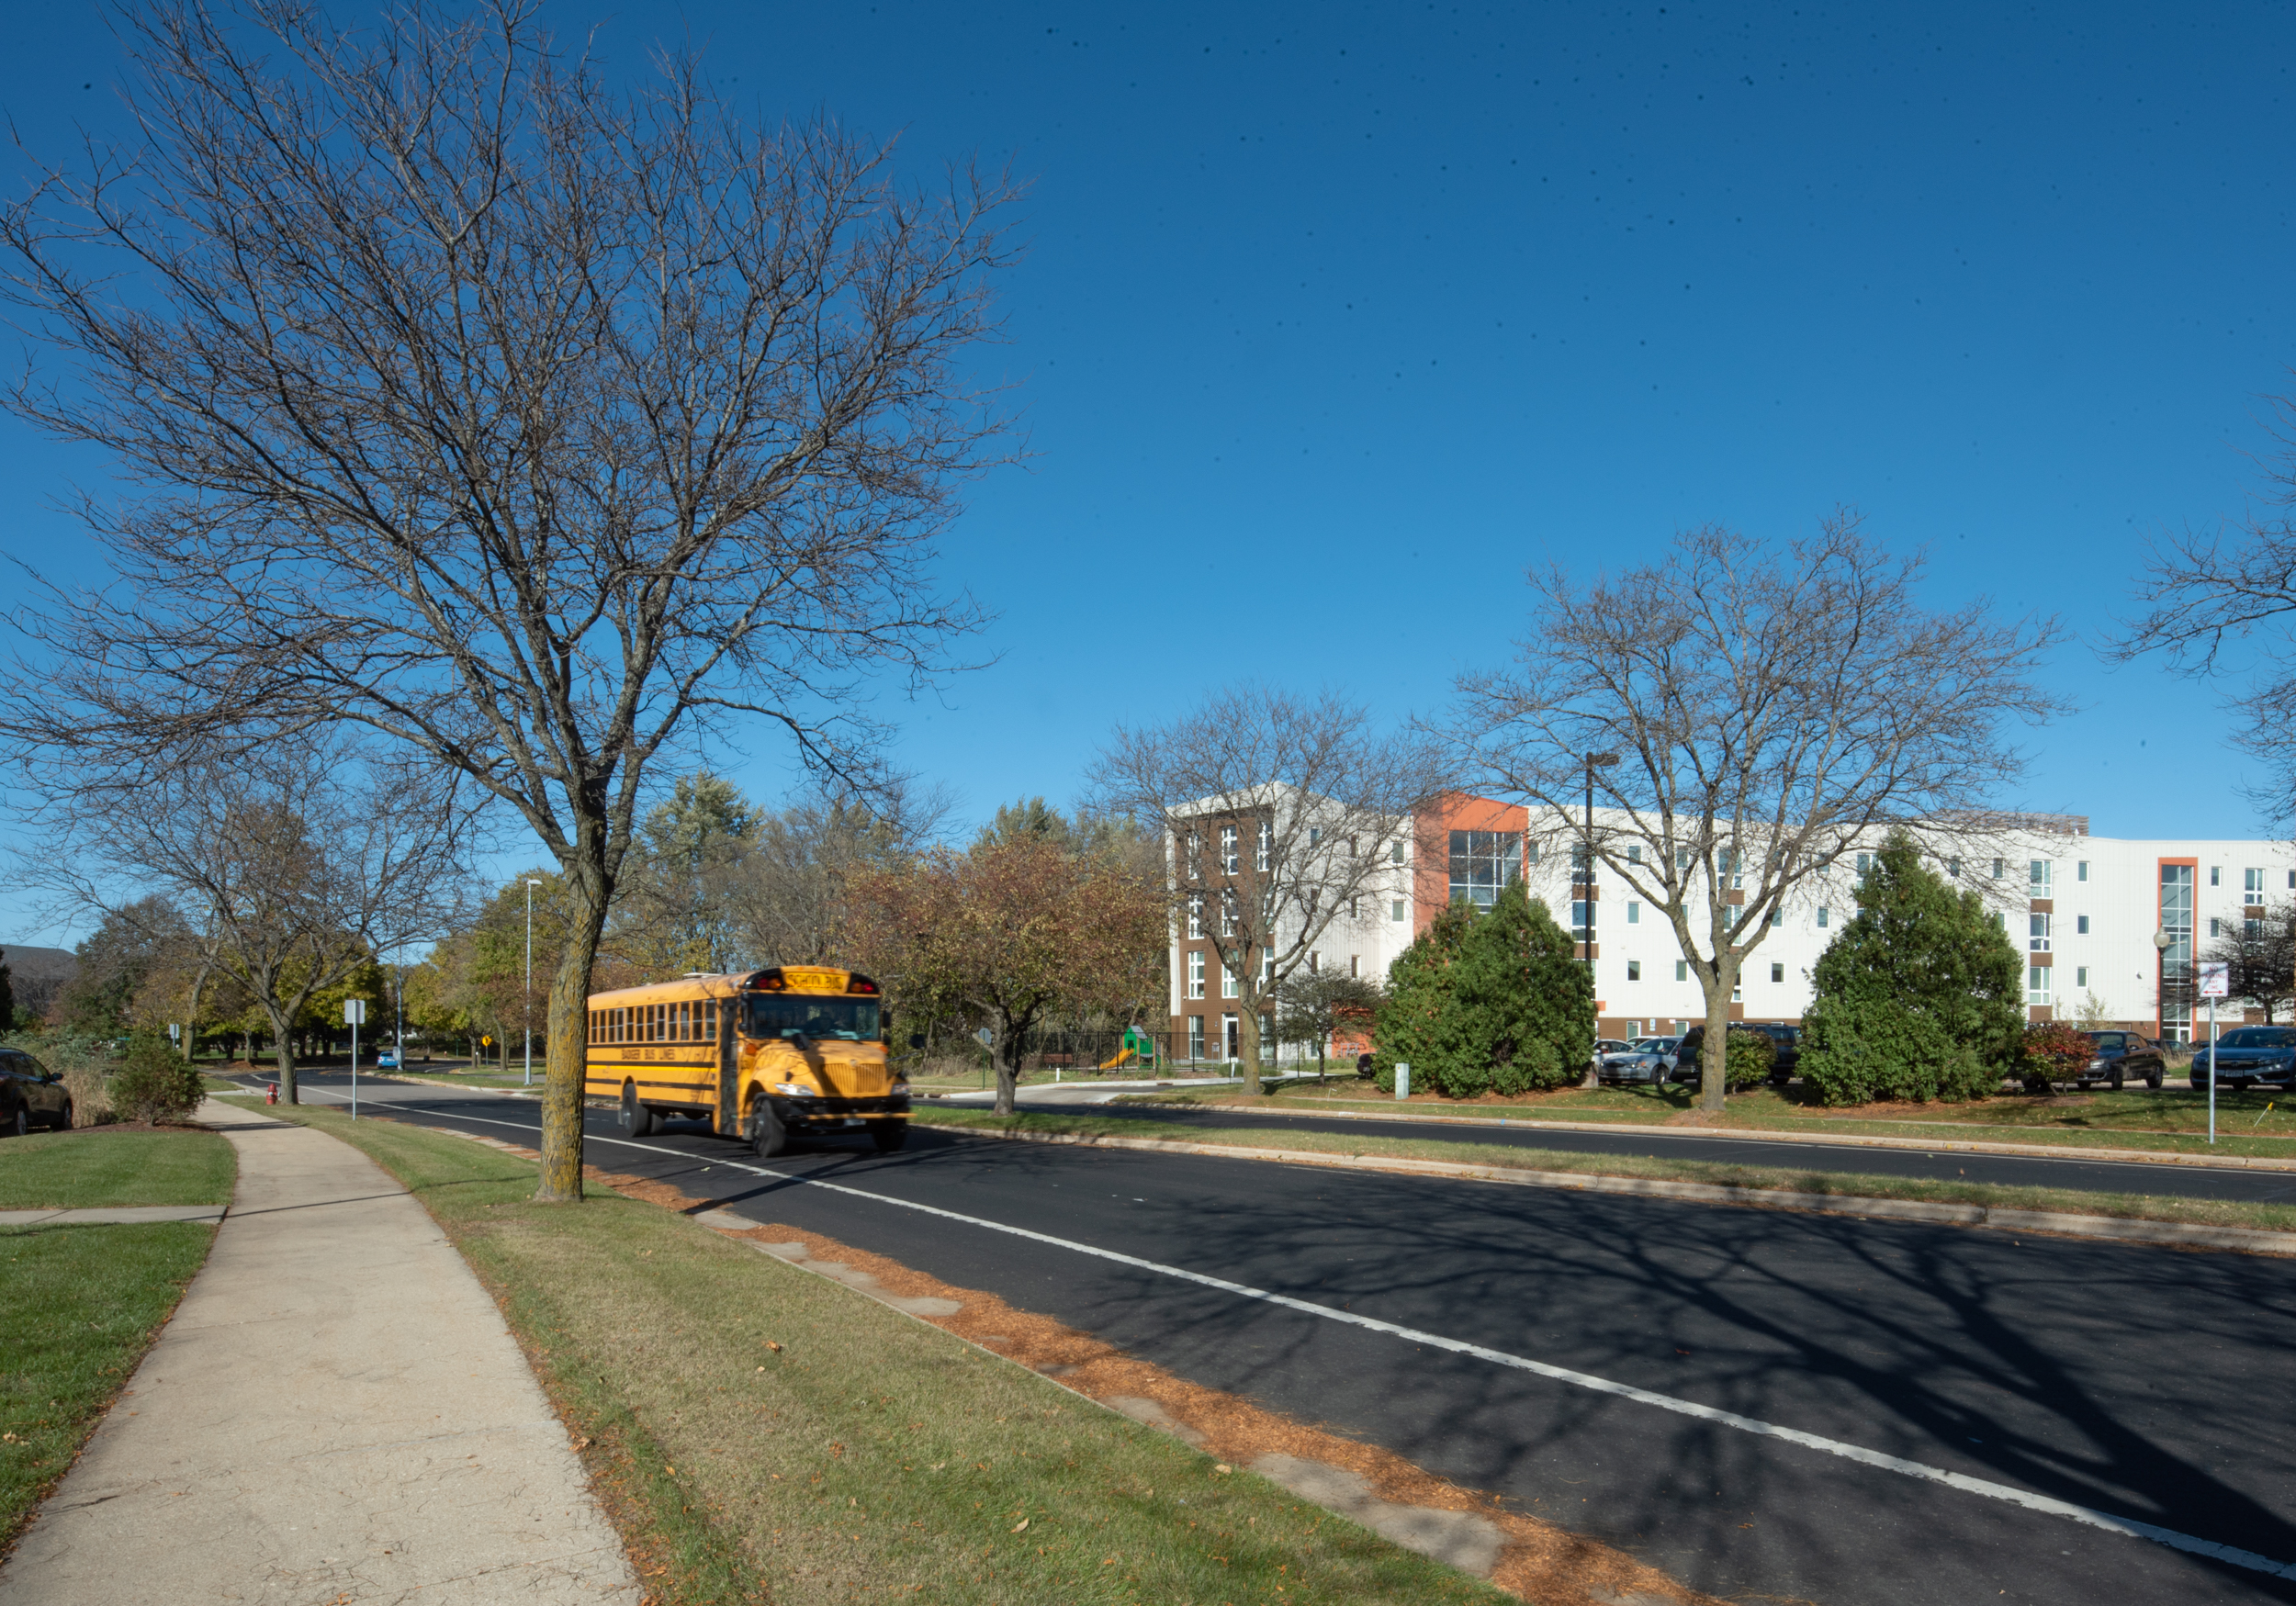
top-left (1045, 1099), bottom-right (2296, 1206)
top-left (252, 1072), bottom-right (2296, 1605)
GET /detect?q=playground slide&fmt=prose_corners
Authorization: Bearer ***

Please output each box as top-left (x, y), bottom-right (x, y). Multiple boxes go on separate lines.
top-left (1097, 1045), bottom-right (1137, 1071)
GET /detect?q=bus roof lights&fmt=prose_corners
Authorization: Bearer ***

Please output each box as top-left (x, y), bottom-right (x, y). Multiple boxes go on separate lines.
top-left (847, 977), bottom-right (880, 995)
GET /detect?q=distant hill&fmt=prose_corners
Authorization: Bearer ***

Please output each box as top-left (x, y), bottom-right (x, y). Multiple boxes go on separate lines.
top-left (2, 944), bottom-right (79, 1026)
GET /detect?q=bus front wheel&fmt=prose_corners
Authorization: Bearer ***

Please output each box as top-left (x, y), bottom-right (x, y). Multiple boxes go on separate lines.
top-left (748, 1104), bottom-right (788, 1159)
top-left (620, 1082), bottom-right (656, 1138)
top-left (869, 1120), bottom-right (908, 1153)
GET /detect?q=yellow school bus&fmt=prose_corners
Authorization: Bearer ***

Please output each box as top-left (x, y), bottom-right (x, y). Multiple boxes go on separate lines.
top-left (584, 965), bottom-right (908, 1155)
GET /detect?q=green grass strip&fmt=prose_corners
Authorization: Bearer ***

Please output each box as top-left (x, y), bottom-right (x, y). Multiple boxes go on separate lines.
top-left (913, 1107), bottom-right (2296, 1237)
top-left (1119, 1084), bottom-right (2296, 1160)
top-left (262, 1104), bottom-right (1515, 1606)
top-left (0, 1128), bottom-right (237, 1209)
top-left (0, 1221), bottom-right (219, 1547)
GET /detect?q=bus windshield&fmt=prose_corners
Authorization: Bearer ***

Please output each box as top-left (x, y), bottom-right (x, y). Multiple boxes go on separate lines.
top-left (744, 994), bottom-right (881, 1043)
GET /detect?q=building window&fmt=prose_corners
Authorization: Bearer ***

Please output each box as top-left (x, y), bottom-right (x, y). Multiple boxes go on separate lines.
top-left (1770, 907), bottom-right (1784, 927)
top-left (2211, 866), bottom-right (2222, 887)
top-left (1187, 1016), bottom-right (1205, 1060)
top-left (1627, 845), bottom-right (1643, 863)
top-left (1187, 896), bottom-right (1203, 940)
top-left (1676, 848), bottom-right (1692, 870)
top-left (1626, 902), bottom-right (1640, 924)
top-left (1186, 831), bottom-right (1200, 881)
top-left (2246, 868), bottom-right (2267, 905)
top-left (2030, 913), bottom-right (2052, 952)
top-left (1390, 899), bottom-right (1406, 922)
top-left (1449, 829), bottom-right (1524, 909)
top-left (1675, 960), bottom-right (1688, 982)
top-left (1570, 901), bottom-right (1592, 938)
top-left (1221, 825), bottom-right (1238, 875)
top-left (1991, 859), bottom-right (2005, 879)
top-left (1855, 852), bottom-right (1872, 875)
top-left (1627, 960), bottom-right (1642, 981)
top-left (1223, 1014), bottom-right (1239, 1059)
top-left (1309, 951), bottom-right (1320, 972)
top-left (1945, 858), bottom-right (1962, 878)
top-left (1390, 840), bottom-right (1405, 865)
top-left (1221, 964), bottom-right (1239, 999)
top-left (2209, 917), bottom-right (2223, 938)
top-left (1261, 948), bottom-right (1274, 984)
top-left (2030, 859), bottom-right (2051, 889)
top-left (1349, 954), bottom-right (1361, 979)
top-left (1221, 893), bottom-right (1236, 937)
top-left (1817, 905), bottom-right (1829, 928)
top-left (1255, 822), bottom-right (1270, 872)
top-left (1187, 952), bottom-right (1205, 999)
top-left (2160, 863), bottom-right (2195, 1034)
top-left (2029, 965), bottom-right (2051, 1005)
top-left (2077, 965), bottom-right (2089, 987)
top-left (1771, 962), bottom-right (1784, 983)
top-left (2077, 860), bottom-right (2089, 882)
top-left (1347, 895), bottom-right (1361, 920)
top-left (2076, 915), bottom-right (2089, 935)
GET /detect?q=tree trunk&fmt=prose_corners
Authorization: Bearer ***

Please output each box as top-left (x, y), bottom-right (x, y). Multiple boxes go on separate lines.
top-left (1698, 960), bottom-right (1736, 1114)
top-left (264, 1005), bottom-right (299, 1104)
top-left (993, 1010), bottom-right (1025, 1116)
top-left (536, 859), bottom-right (609, 1203)
top-left (1234, 988), bottom-right (1265, 1100)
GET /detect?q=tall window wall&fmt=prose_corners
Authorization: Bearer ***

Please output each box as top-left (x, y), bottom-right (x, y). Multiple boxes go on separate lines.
top-left (1449, 830), bottom-right (1523, 908)
top-left (2159, 861), bottom-right (2194, 1042)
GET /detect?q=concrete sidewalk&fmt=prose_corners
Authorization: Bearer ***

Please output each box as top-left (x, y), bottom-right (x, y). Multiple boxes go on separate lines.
top-left (0, 1099), bottom-right (639, 1605)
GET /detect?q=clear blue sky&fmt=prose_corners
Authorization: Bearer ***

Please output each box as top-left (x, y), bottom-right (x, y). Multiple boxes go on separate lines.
top-left (3, 1), bottom-right (2291, 941)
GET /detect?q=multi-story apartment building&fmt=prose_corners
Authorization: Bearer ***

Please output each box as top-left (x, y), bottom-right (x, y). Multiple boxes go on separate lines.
top-left (1167, 797), bottom-right (2296, 1060)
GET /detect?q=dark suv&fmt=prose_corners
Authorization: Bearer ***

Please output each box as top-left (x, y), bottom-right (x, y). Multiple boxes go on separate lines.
top-left (1673, 1023), bottom-right (1802, 1089)
top-left (1, 1050), bottom-right (71, 1136)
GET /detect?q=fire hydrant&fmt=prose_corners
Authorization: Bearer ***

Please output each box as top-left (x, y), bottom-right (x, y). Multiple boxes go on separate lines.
top-left (265, 1084), bottom-right (279, 1106)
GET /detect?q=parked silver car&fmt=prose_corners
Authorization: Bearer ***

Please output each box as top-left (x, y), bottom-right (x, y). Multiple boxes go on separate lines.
top-left (1599, 1036), bottom-right (1682, 1085)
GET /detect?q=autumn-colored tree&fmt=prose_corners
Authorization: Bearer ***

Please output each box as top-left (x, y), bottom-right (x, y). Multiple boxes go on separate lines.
top-left (850, 836), bottom-right (1165, 1115)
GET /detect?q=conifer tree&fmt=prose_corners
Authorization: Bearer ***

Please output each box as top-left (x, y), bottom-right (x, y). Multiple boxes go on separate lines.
top-left (1372, 884), bottom-right (1592, 1096)
top-left (1799, 834), bottom-right (2024, 1104)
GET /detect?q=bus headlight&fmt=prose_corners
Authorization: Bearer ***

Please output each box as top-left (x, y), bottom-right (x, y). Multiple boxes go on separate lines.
top-left (775, 1082), bottom-right (815, 1098)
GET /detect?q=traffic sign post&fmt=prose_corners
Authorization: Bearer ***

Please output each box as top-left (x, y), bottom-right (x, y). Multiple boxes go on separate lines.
top-left (2199, 961), bottom-right (2230, 1145)
top-left (974, 1027), bottom-right (994, 1091)
top-left (345, 998), bottom-right (367, 1119)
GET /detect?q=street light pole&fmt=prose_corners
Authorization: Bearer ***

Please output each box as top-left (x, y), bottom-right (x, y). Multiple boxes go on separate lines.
top-left (1581, 751), bottom-right (1619, 1086)
top-left (524, 880), bottom-right (542, 1087)
top-left (2153, 927), bottom-right (2173, 1049)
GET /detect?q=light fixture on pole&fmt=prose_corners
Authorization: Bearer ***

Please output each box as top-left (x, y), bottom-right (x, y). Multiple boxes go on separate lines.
top-left (524, 880), bottom-right (542, 1087)
top-left (2153, 927), bottom-right (2172, 1048)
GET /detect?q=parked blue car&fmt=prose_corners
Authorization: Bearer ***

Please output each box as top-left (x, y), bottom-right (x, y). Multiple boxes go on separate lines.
top-left (2190, 1027), bottom-right (2296, 1090)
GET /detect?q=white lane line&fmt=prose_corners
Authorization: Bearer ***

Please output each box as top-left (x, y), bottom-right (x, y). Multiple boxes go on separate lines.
top-left (356, 1096), bottom-right (2296, 1582)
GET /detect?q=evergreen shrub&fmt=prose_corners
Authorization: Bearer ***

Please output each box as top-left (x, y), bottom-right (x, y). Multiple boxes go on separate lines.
top-left (1798, 836), bottom-right (2023, 1105)
top-left (1372, 884), bottom-right (1592, 1097)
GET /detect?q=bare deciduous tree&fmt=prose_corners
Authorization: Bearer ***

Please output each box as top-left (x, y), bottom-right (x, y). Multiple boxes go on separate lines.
top-left (2200, 898), bottom-right (2296, 1024)
top-left (1451, 517), bottom-right (2066, 1111)
top-left (1091, 687), bottom-right (1436, 1096)
top-left (2115, 392), bottom-right (2296, 823)
top-left (0, 2), bottom-right (1017, 1197)
top-left (23, 749), bottom-right (471, 1101)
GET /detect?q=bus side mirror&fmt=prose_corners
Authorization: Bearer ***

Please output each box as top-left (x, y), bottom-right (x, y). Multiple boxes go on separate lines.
top-left (908, 1034), bottom-right (926, 1051)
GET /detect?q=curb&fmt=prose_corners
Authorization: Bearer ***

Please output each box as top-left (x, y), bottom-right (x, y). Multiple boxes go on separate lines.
top-left (929, 1124), bottom-right (2296, 1258)
top-left (1113, 1099), bottom-right (2296, 1174)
